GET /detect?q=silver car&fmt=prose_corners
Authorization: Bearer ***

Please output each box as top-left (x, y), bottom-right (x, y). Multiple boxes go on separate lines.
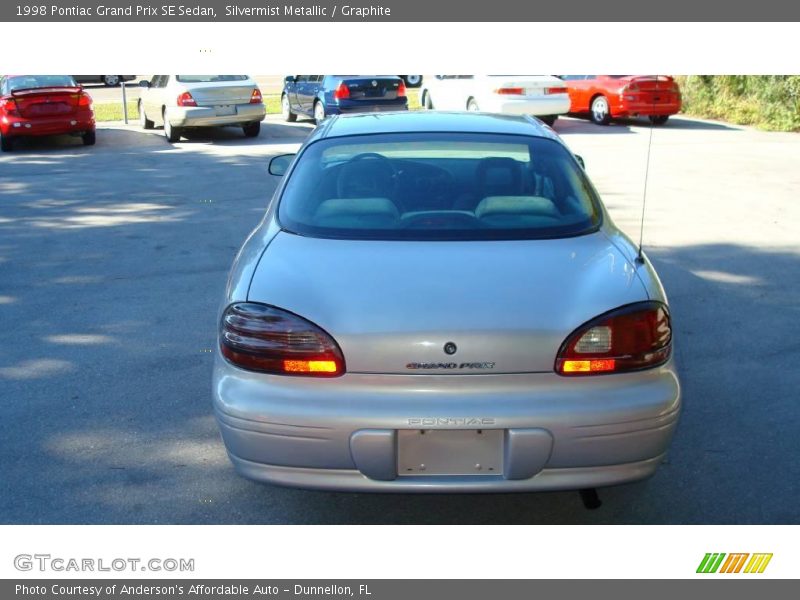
top-left (138, 75), bottom-right (266, 142)
top-left (213, 111), bottom-right (681, 493)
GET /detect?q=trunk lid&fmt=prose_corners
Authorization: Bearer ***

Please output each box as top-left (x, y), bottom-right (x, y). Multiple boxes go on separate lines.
top-left (12, 86), bottom-right (83, 118)
top-left (247, 231), bottom-right (647, 375)
top-left (338, 77), bottom-right (404, 101)
top-left (184, 81), bottom-right (256, 105)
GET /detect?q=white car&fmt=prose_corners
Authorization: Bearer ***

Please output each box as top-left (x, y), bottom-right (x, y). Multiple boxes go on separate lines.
top-left (420, 75), bottom-right (570, 126)
top-left (138, 75), bottom-right (266, 142)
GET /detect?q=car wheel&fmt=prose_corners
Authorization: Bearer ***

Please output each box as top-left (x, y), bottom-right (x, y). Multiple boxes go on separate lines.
top-left (0, 132), bottom-right (13, 152)
top-left (467, 98), bottom-right (480, 111)
top-left (422, 91), bottom-right (434, 110)
top-left (590, 95), bottom-right (611, 125)
top-left (163, 110), bottom-right (182, 143)
top-left (138, 101), bottom-right (154, 129)
top-left (402, 75), bottom-right (423, 88)
top-left (539, 115), bottom-right (557, 127)
top-left (243, 121), bottom-right (261, 137)
top-left (281, 95), bottom-right (297, 122)
top-left (82, 131), bottom-right (96, 146)
top-left (649, 115), bottom-right (670, 126)
top-left (313, 101), bottom-right (326, 125)
top-left (102, 75), bottom-right (121, 87)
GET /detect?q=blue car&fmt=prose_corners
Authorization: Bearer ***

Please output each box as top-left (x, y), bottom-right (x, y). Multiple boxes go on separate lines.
top-left (281, 75), bottom-right (408, 125)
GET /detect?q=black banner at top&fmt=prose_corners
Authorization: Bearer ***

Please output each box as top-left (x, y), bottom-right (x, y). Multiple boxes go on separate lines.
top-left (4, 0), bottom-right (800, 21)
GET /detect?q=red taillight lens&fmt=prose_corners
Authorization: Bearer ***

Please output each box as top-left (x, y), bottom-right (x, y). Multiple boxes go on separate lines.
top-left (0, 98), bottom-right (19, 116)
top-left (544, 87), bottom-right (568, 94)
top-left (626, 83), bottom-right (640, 92)
top-left (250, 88), bottom-right (263, 104)
top-left (177, 92), bottom-right (197, 107)
top-left (77, 93), bottom-right (92, 108)
top-left (334, 82), bottom-right (350, 100)
top-left (556, 302), bottom-right (672, 376)
top-left (396, 81), bottom-right (406, 98)
top-left (220, 303), bottom-right (345, 377)
top-left (494, 87), bottom-right (525, 95)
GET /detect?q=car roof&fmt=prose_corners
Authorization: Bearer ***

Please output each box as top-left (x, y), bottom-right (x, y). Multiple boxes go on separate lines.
top-left (312, 111), bottom-right (560, 143)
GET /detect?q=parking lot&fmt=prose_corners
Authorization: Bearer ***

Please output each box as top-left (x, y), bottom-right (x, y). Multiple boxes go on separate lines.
top-left (1, 114), bottom-right (798, 524)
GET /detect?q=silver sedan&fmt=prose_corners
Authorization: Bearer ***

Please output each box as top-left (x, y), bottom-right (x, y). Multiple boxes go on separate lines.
top-left (213, 111), bottom-right (681, 493)
top-left (138, 75), bottom-right (266, 142)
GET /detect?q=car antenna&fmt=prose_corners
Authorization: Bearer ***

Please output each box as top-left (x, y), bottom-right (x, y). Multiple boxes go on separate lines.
top-left (636, 76), bottom-right (659, 265)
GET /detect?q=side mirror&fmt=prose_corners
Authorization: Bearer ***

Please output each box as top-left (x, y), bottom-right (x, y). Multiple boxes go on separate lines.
top-left (575, 155), bottom-right (585, 169)
top-left (139, 80), bottom-right (150, 88)
top-left (268, 154), bottom-right (295, 176)
top-left (284, 75), bottom-right (296, 84)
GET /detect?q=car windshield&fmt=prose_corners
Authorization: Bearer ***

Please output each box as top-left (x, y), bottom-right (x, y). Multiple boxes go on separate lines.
top-left (277, 132), bottom-right (602, 241)
top-left (175, 75), bottom-right (249, 83)
top-left (7, 75), bottom-right (77, 92)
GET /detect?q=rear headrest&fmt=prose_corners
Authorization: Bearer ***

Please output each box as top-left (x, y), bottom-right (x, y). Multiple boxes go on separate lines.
top-left (313, 197), bottom-right (399, 228)
top-left (474, 196), bottom-right (560, 219)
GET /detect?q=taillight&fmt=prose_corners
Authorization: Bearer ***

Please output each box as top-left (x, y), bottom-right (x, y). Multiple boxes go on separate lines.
top-left (626, 83), bottom-right (640, 92)
top-left (334, 82), bottom-right (350, 100)
top-left (220, 303), bottom-right (345, 377)
top-left (0, 98), bottom-right (19, 116)
top-left (250, 88), bottom-right (263, 104)
top-left (555, 302), bottom-right (672, 376)
top-left (396, 80), bottom-right (406, 98)
top-left (494, 87), bottom-right (524, 95)
top-left (77, 93), bottom-right (92, 108)
top-left (177, 92), bottom-right (197, 107)
top-left (544, 87), bottom-right (567, 94)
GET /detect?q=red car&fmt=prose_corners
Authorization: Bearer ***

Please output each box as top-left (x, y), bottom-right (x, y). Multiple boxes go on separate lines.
top-left (1, 75), bottom-right (96, 152)
top-left (560, 75), bottom-right (682, 126)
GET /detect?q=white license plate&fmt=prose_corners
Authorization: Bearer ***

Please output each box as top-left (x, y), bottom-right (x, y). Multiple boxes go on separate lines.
top-left (397, 429), bottom-right (503, 476)
top-left (215, 105), bottom-right (236, 116)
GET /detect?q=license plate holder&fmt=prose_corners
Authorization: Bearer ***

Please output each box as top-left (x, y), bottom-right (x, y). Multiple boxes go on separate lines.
top-left (215, 105), bottom-right (236, 116)
top-left (397, 429), bottom-right (503, 476)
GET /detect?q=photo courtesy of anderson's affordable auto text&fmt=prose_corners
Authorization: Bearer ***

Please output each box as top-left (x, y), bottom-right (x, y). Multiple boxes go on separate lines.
top-left (0, 0), bottom-right (798, 595)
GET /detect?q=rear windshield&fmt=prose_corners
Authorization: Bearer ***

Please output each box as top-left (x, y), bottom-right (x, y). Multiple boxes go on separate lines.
top-left (277, 133), bottom-right (602, 241)
top-left (6, 75), bottom-right (77, 92)
top-left (175, 75), bottom-right (249, 83)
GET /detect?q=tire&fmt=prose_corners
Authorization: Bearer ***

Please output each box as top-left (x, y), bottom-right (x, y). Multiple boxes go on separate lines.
top-left (422, 91), bottom-right (434, 110)
top-left (590, 95), bottom-right (611, 125)
top-left (243, 121), bottom-right (261, 137)
top-left (138, 102), bottom-right (154, 130)
top-left (0, 133), bottom-right (12, 152)
top-left (313, 101), bottom-right (326, 125)
top-left (281, 95), bottom-right (297, 122)
top-left (649, 115), bottom-right (669, 126)
top-left (102, 75), bottom-right (121, 87)
top-left (467, 98), bottom-right (480, 112)
top-left (402, 75), bottom-right (423, 88)
top-left (163, 110), bottom-right (182, 143)
top-left (539, 115), bottom-right (557, 127)
top-left (82, 131), bottom-right (96, 146)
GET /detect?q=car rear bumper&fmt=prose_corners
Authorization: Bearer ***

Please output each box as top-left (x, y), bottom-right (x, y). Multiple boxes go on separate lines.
top-left (327, 100), bottom-right (409, 116)
top-left (213, 354), bottom-right (681, 492)
top-left (484, 95), bottom-right (571, 116)
top-left (613, 98), bottom-right (682, 117)
top-left (1, 112), bottom-right (95, 137)
top-left (167, 104), bottom-right (266, 128)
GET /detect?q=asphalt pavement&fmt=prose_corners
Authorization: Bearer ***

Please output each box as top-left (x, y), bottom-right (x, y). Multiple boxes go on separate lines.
top-left (0, 114), bottom-right (798, 524)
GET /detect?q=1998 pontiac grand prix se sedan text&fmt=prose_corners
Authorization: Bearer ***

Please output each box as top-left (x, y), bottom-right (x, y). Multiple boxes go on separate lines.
top-left (212, 111), bottom-right (681, 493)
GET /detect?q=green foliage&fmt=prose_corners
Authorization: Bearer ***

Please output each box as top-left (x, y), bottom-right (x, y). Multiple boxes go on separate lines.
top-left (676, 75), bottom-right (800, 132)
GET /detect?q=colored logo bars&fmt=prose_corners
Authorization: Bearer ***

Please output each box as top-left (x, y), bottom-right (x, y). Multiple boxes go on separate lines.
top-left (697, 553), bottom-right (773, 574)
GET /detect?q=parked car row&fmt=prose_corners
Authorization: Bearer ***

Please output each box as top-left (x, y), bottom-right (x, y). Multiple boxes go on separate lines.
top-left (1, 73), bottom-right (684, 152)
